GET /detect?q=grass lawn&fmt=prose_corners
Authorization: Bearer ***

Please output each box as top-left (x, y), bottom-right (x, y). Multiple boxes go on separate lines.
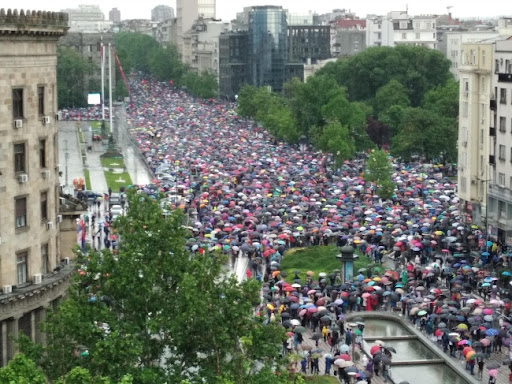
top-left (280, 245), bottom-right (377, 284)
top-left (90, 120), bottom-right (110, 133)
top-left (101, 157), bottom-right (126, 169)
top-left (302, 376), bottom-right (339, 384)
top-left (104, 171), bottom-right (132, 192)
top-left (78, 129), bottom-right (84, 144)
top-left (83, 169), bottom-right (91, 190)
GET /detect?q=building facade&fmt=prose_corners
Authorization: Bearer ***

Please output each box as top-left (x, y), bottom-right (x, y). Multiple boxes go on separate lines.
top-left (108, 8), bottom-right (121, 23)
top-left (366, 11), bottom-right (437, 49)
top-left (487, 39), bottom-right (512, 244)
top-left (176, 0), bottom-right (216, 55)
top-left (183, 18), bottom-right (230, 79)
top-left (58, 32), bottom-right (116, 102)
top-left (287, 25), bottom-right (331, 64)
top-left (457, 42), bottom-right (494, 229)
top-left (219, 31), bottom-right (249, 100)
top-left (154, 18), bottom-right (176, 47)
top-left (330, 19), bottom-right (366, 57)
top-left (444, 31), bottom-right (499, 80)
top-left (0, 8), bottom-right (75, 365)
top-left (61, 4), bottom-right (112, 33)
top-left (151, 5), bottom-right (174, 22)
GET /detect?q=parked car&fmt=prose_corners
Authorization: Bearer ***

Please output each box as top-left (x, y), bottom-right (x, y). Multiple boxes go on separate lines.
top-left (109, 193), bottom-right (121, 205)
top-left (92, 134), bottom-right (102, 141)
top-left (77, 190), bottom-right (102, 202)
top-left (110, 204), bottom-right (123, 218)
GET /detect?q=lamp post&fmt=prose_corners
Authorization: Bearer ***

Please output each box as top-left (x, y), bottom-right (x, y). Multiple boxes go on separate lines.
top-left (336, 245), bottom-right (355, 284)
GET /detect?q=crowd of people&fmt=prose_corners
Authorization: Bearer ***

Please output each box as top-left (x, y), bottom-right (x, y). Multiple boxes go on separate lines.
top-left (63, 74), bottom-right (512, 384)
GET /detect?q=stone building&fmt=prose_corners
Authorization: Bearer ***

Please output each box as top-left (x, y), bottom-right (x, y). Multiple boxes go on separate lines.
top-left (0, 8), bottom-right (75, 365)
top-left (58, 32), bottom-right (116, 103)
top-left (109, 8), bottom-right (121, 23)
top-left (151, 5), bottom-right (174, 22)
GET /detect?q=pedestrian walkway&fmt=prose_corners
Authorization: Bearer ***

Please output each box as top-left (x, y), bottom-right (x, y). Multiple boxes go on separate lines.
top-left (58, 121), bottom-right (84, 189)
top-left (86, 143), bottom-right (109, 194)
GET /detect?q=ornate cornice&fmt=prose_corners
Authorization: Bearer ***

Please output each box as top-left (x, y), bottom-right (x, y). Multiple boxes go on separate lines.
top-left (0, 8), bottom-right (69, 37)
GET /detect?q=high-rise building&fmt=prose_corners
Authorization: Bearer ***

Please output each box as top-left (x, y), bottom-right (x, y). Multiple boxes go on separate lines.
top-left (176, 0), bottom-right (216, 54)
top-left (244, 6), bottom-right (288, 91)
top-left (0, 7), bottom-right (75, 366)
top-left (109, 7), bottom-right (121, 23)
top-left (61, 4), bottom-right (112, 33)
top-left (151, 5), bottom-right (174, 22)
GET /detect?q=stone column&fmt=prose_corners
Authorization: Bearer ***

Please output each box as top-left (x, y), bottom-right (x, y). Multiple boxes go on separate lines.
top-left (30, 311), bottom-right (36, 342)
top-left (7, 318), bottom-right (19, 360)
top-left (1, 321), bottom-right (7, 367)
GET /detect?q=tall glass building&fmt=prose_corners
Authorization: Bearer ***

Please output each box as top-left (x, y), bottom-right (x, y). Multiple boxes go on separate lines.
top-left (197, 0), bottom-right (216, 18)
top-left (243, 6), bottom-right (288, 92)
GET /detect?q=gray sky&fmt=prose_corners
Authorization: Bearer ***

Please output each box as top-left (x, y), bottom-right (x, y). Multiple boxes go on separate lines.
top-left (7, 0), bottom-right (510, 21)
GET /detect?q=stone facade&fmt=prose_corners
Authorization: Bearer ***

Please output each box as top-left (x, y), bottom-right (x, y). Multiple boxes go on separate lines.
top-left (0, 8), bottom-right (74, 365)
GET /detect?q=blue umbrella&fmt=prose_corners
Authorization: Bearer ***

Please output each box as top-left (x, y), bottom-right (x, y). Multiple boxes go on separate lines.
top-left (484, 277), bottom-right (494, 283)
top-left (486, 328), bottom-right (499, 336)
top-left (482, 252), bottom-right (490, 256)
top-left (503, 271), bottom-right (512, 276)
top-left (482, 283), bottom-right (491, 287)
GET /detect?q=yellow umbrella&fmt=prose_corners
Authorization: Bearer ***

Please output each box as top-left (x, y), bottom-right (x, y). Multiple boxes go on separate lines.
top-left (267, 304), bottom-right (275, 311)
top-left (457, 323), bottom-right (468, 330)
top-left (373, 277), bottom-right (381, 282)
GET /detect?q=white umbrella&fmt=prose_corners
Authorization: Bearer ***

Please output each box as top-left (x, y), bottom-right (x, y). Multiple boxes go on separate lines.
top-left (290, 319), bottom-right (301, 326)
top-left (334, 359), bottom-right (354, 368)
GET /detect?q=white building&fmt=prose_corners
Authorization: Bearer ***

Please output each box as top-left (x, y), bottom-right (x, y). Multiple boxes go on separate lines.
top-left (458, 41), bottom-right (495, 229)
top-left (176, 0), bottom-right (216, 56)
top-left (487, 39), bottom-right (512, 244)
top-left (366, 11), bottom-right (437, 49)
top-left (61, 5), bottom-right (112, 33)
top-left (445, 31), bottom-right (500, 80)
top-left (182, 18), bottom-right (230, 80)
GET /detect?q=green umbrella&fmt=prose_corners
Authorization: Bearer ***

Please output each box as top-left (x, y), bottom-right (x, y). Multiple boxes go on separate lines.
top-left (354, 329), bottom-right (362, 336)
top-left (417, 310), bottom-right (427, 316)
top-left (294, 326), bottom-right (306, 334)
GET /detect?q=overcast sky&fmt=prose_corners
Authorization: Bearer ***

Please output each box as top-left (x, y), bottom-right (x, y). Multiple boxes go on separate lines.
top-left (7, 0), bottom-right (511, 21)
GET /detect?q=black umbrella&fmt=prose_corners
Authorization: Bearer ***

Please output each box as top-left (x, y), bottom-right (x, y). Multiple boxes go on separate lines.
top-left (384, 346), bottom-right (397, 354)
top-left (310, 333), bottom-right (322, 341)
top-left (381, 355), bottom-right (392, 365)
top-left (487, 362), bottom-right (500, 370)
top-left (320, 315), bottom-right (332, 323)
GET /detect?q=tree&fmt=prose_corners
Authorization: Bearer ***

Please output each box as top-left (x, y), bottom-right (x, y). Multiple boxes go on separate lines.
top-left (374, 79), bottom-right (410, 118)
top-left (263, 102), bottom-right (300, 143)
top-left (364, 149), bottom-right (395, 199)
top-left (22, 191), bottom-right (286, 384)
top-left (236, 85), bottom-right (272, 120)
top-left (183, 70), bottom-right (218, 99)
top-left (57, 47), bottom-right (97, 109)
top-left (0, 353), bottom-right (46, 384)
top-left (312, 121), bottom-right (355, 168)
top-left (318, 45), bottom-right (451, 106)
top-left (390, 107), bottom-right (457, 162)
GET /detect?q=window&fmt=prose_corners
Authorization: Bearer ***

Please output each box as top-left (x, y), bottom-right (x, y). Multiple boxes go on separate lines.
top-left (12, 88), bottom-right (23, 119)
top-left (416, 33), bottom-right (420, 39)
top-left (500, 116), bottom-right (507, 132)
top-left (501, 88), bottom-right (507, 104)
top-left (462, 78), bottom-right (469, 93)
top-left (462, 101), bottom-right (468, 117)
top-left (41, 244), bottom-right (49, 275)
top-left (401, 33), bottom-right (407, 40)
top-left (480, 129), bottom-right (484, 149)
top-left (414, 22), bottom-right (420, 29)
top-left (15, 197), bottom-right (27, 228)
top-left (39, 139), bottom-right (46, 168)
top-left (16, 252), bottom-right (28, 285)
top-left (37, 86), bottom-right (45, 116)
top-left (40, 191), bottom-right (48, 221)
top-left (482, 50), bottom-right (486, 66)
top-left (499, 144), bottom-right (506, 160)
top-left (499, 173), bottom-right (506, 186)
top-left (496, 59), bottom-right (500, 73)
top-left (14, 143), bottom-right (26, 173)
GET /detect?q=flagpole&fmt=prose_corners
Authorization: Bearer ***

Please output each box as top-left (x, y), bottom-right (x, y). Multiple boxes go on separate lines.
top-left (101, 41), bottom-right (105, 121)
top-left (109, 42), bottom-right (113, 138)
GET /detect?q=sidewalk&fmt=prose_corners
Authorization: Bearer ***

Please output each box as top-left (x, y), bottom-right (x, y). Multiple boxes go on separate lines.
top-left (58, 121), bottom-right (84, 191)
top-left (86, 142), bottom-right (109, 194)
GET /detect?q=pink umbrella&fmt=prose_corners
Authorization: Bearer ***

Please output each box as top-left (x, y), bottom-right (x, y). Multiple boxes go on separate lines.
top-left (299, 309), bottom-right (307, 317)
top-left (482, 308), bottom-right (493, 315)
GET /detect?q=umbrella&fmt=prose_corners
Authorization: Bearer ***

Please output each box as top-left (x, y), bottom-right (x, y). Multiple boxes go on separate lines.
top-left (374, 340), bottom-right (385, 346)
top-left (384, 346), bottom-right (397, 353)
top-left (334, 359), bottom-right (354, 368)
top-left (290, 319), bottom-right (301, 326)
top-left (311, 333), bottom-right (323, 341)
top-left (294, 326), bottom-right (306, 334)
top-left (486, 328), bottom-right (499, 336)
top-left (339, 353), bottom-right (351, 361)
top-left (487, 362), bottom-right (500, 370)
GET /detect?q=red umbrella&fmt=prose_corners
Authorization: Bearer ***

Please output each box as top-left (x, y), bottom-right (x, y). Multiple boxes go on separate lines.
top-left (339, 353), bottom-right (351, 361)
top-left (370, 345), bottom-right (381, 355)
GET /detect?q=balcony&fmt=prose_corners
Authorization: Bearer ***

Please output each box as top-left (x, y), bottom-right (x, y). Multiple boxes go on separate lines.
top-left (489, 155), bottom-right (496, 165)
top-left (490, 99), bottom-right (497, 110)
top-left (490, 127), bottom-right (496, 136)
top-left (498, 73), bottom-right (512, 82)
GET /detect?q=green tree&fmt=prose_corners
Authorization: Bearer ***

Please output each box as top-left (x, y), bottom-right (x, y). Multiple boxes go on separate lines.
top-left (0, 353), bottom-right (46, 384)
top-left (364, 149), bottom-right (395, 199)
top-left (149, 44), bottom-right (187, 84)
top-left (318, 45), bottom-right (451, 106)
top-left (57, 47), bottom-right (97, 109)
top-left (421, 78), bottom-right (459, 119)
top-left (391, 107), bottom-right (457, 162)
top-left (22, 191), bottom-right (285, 384)
top-left (236, 85), bottom-right (272, 120)
top-left (285, 75), bottom-right (342, 136)
top-left (183, 70), bottom-right (218, 99)
top-left (375, 79), bottom-right (410, 118)
top-left (312, 121), bottom-right (355, 168)
top-left (263, 103), bottom-right (300, 143)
